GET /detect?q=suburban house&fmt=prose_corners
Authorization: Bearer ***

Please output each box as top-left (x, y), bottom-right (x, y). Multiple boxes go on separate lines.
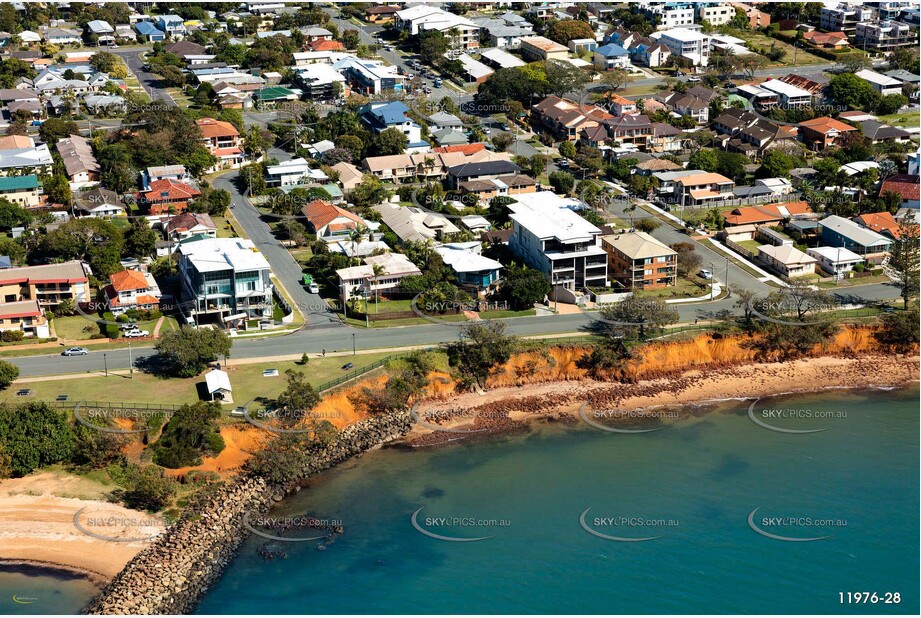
top-left (722, 201), bottom-right (813, 226)
top-left (137, 179), bottom-right (202, 215)
top-left (73, 187), bottom-right (124, 217)
top-left (854, 69), bottom-right (904, 96)
top-left (335, 252), bottom-right (422, 302)
top-left (447, 160), bottom-right (521, 189)
top-left (177, 237), bottom-right (275, 325)
top-left (196, 118), bottom-right (244, 171)
top-left (860, 120), bottom-right (911, 145)
top-left (601, 231), bottom-right (677, 290)
top-left (798, 117), bottom-right (858, 151)
top-left (711, 108), bottom-right (797, 158)
top-left (458, 173), bottom-right (537, 204)
top-left (673, 172), bottom-right (736, 207)
top-left (759, 79), bottom-right (813, 108)
top-left (818, 215), bottom-right (893, 263)
top-left (265, 158), bottom-right (328, 187)
top-left (331, 161), bottom-right (364, 192)
top-left (373, 202), bottom-right (460, 243)
top-left (879, 174), bottom-right (920, 209)
top-left (803, 30), bottom-right (850, 48)
top-left (0, 175), bottom-right (42, 208)
top-left (135, 21), bottom-right (166, 41)
top-left (593, 43), bottom-right (630, 71)
top-left (164, 212), bottom-right (218, 241)
top-left (302, 199), bottom-right (364, 241)
top-left (55, 135), bottom-right (99, 187)
top-left (365, 6), bottom-right (401, 23)
top-left (659, 91), bottom-right (709, 124)
top-left (531, 95), bottom-right (614, 141)
top-left (0, 143), bottom-right (54, 177)
top-left (0, 261), bottom-right (90, 310)
top-left (143, 165), bottom-right (189, 187)
top-left (158, 15), bottom-right (187, 38)
top-left (435, 242), bottom-right (503, 293)
top-left (359, 101), bottom-right (425, 149)
top-left (807, 246), bottom-right (865, 277)
top-left (0, 299), bottom-right (49, 338)
top-left (756, 244), bottom-right (818, 279)
top-left (43, 27), bottom-right (82, 45)
top-left (86, 20), bottom-right (116, 44)
top-left (854, 212), bottom-right (903, 239)
top-left (508, 192), bottom-right (608, 297)
top-left (603, 114), bottom-right (654, 151)
top-left (519, 36), bottom-right (569, 61)
top-left (105, 269), bottom-right (161, 316)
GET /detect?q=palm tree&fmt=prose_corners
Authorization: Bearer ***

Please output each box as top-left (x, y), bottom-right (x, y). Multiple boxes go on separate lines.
top-left (370, 263), bottom-right (385, 312)
top-left (348, 224), bottom-right (368, 266)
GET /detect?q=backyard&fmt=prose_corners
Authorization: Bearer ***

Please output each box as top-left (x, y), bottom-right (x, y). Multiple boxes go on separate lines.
top-left (737, 31), bottom-right (829, 67)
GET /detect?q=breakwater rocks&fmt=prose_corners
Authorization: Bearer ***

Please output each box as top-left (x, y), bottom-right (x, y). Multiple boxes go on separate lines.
top-left (82, 411), bottom-right (414, 615)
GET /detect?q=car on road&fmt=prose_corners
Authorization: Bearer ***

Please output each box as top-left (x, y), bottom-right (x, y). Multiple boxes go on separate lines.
top-left (724, 81), bottom-right (735, 88)
top-left (500, 123), bottom-right (510, 131)
top-left (433, 78), bottom-right (443, 88)
top-left (556, 158), bottom-right (570, 169)
top-left (62, 347), bottom-right (89, 356)
top-left (308, 283), bottom-right (320, 294)
top-left (123, 329), bottom-right (150, 338)
top-left (699, 269), bottom-right (713, 280)
top-left (483, 127), bottom-right (491, 134)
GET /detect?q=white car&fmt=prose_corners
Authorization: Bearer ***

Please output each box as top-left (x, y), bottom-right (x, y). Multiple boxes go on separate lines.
top-left (699, 269), bottom-right (713, 280)
top-left (308, 283), bottom-right (320, 294)
top-left (123, 329), bottom-right (149, 338)
top-left (688, 76), bottom-right (701, 82)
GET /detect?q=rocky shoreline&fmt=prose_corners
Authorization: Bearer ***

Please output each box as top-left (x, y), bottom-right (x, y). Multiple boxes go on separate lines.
top-left (82, 410), bottom-right (414, 615)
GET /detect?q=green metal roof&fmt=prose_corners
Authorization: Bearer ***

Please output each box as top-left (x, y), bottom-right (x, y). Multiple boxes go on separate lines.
top-left (255, 86), bottom-right (297, 101)
top-left (0, 174), bottom-right (39, 191)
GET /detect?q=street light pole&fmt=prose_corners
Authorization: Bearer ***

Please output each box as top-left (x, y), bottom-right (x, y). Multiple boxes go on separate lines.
top-left (103, 353), bottom-right (108, 377)
top-left (128, 341), bottom-right (133, 377)
top-left (709, 262), bottom-right (715, 300)
top-left (352, 332), bottom-right (356, 356)
top-left (724, 256), bottom-right (730, 296)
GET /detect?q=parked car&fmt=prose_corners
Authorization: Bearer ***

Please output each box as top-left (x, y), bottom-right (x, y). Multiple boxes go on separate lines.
top-left (699, 269), bottom-right (713, 280)
top-left (62, 347), bottom-right (89, 356)
top-left (308, 283), bottom-right (320, 294)
top-left (688, 76), bottom-right (701, 82)
top-left (119, 322), bottom-right (138, 331)
top-left (123, 329), bottom-right (149, 338)
top-left (342, 362), bottom-right (354, 370)
top-left (433, 78), bottom-right (443, 88)
top-left (500, 123), bottom-right (510, 131)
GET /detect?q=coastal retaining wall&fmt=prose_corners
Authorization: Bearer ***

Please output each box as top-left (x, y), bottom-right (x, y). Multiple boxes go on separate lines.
top-left (82, 410), bottom-right (414, 615)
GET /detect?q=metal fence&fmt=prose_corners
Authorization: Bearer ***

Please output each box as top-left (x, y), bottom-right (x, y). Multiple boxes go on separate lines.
top-left (52, 400), bottom-right (181, 411)
top-left (315, 355), bottom-right (400, 393)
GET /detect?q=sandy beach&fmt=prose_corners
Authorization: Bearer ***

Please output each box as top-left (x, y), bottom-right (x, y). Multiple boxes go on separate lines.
top-left (408, 354), bottom-right (919, 443)
top-left (0, 476), bottom-right (165, 582)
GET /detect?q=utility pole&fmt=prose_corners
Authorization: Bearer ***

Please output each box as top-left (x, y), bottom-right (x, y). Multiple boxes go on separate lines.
top-left (352, 332), bottom-right (356, 356)
top-left (128, 341), bottom-right (133, 377)
top-left (724, 256), bottom-right (730, 296)
top-left (103, 353), bottom-right (108, 377)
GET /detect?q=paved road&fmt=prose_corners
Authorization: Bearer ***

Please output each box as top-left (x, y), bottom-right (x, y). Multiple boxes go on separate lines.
top-left (114, 48), bottom-right (177, 107)
top-left (212, 168), bottom-right (341, 328)
top-left (10, 280), bottom-right (901, 377)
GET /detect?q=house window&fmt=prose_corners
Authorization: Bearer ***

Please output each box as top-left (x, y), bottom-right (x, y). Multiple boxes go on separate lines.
top-left (4, 295), bottom-right (15, 302)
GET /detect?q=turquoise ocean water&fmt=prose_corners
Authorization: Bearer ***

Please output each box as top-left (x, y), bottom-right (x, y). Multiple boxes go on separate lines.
top-left (5, 388), bottom-right (918, 614)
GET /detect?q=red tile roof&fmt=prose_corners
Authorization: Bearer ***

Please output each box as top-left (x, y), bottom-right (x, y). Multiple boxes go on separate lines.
top-left (141, 179), bottom-right (202, 203)
top-left (722, 201), bottom-right (812, 226)
top-left (432, 143), bottom-right (486, 155)
top-left (109, 269), bottom-right (150, 292)
top-left (301, 199), bottom-right (362, 231)
top-left (799, 116), bottom-right (857, 135)
top-left (308, 39), bottom-right (345, 52)
top-left (880, 174), bottom-right (920, 202)
top-left (196, 117), bottom-right (239, 139)
top-left (855, 211), bottom-right (901, 238)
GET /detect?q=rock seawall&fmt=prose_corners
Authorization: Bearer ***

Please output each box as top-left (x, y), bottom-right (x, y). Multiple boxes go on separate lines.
top-left (83, 411), bottom-right (414, 615)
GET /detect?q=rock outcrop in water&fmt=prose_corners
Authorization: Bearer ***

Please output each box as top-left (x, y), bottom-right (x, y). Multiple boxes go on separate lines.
top-left (82, 411), bottom-right (413, 615)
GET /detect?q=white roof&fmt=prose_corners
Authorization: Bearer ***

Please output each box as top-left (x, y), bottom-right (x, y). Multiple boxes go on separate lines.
top-left (839, 161), bottom-right (879, 176)
top-left (757, 244), bottom-right (818, 266)
top-left (435, 243), bottom-right (503, 274)
top-left (760, 79), bottom-right (812, 99)
top-left (480, 47), bottom-right (526, 68)
top-left (855, 69), bottom-right (901, 87)
top-left (179, 238), bottom-right (271, 273)
top-left (658, 28), bottom-right (707, 43)
top-left (328, 239), bottom-right (391, 257)
top-left (267, 157), bottom-right (312, 176)
top-left (0, 144), bottom-right (53, 170)
top-left (205, 369), bottom-right (232, 394)
top-left (336, 252), bottom-right (421, 281)
top-left (807, 246), bottom-right (863, 263)
top-left (457, 54), bottom-right (494, 80)
top-left (509, 191), bottom-right (599, 243)
top-left (295, 63), bottom-right (347, 85)
top-left (461, 215), bottom-right (491, 229)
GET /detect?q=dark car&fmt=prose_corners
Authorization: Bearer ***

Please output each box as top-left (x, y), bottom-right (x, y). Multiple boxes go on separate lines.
top-left (342, 362), bottom-right (355, 370)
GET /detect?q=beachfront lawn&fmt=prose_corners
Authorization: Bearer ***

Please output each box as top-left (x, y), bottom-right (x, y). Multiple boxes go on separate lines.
top-left (1, 351), bottom-right (399, 409)
top-left (737, 31), bottom-right (827, 66)
top-left (634, 277), bottom-right (709, 300)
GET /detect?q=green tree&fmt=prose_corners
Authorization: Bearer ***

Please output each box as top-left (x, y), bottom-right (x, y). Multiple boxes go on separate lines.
top-left (548, 170), bottom-right (575, 194)
top-left (123, 466), bottom-right (177, 511)
top-left (0, 199), bottom-right (31, 231)
top-left (448, 322), bottom-right (518, 389)
top-left (39, 118), bottom-right (79, 145)
top-left (597, 297), bottom-right (679, 340)
top-left (350, 174), bottom-right (390, 208)
top-left (276, 369), bottom-right (321, 418)
top-left (875, 93), bottom-right (908, 116)
top-left (827, 73), bottom-right (879, 111)
top-left (890, 210), bottom-right (920, 309)
top-left (577, 339), bottom-right (636, 379)
top-left (154, 327), bottom-right (233, 378)
top-left (546, 19), bottom-right (594, 44)
top-left (545, 59), bottom-right (589, 97)
top-left (688, 148), bottom-right (718, 172)
top-left (838, 52), bottom-right (872, 73)
top-left (369, 127), bottom-right (408, 157)
top-left (874, 305), bottom-right (920, 353)
top-left (756, 150), bottom-right (796, 179)
top-left (419, 29), bottom-right (448, 65)
top-left (558, 141), bottom-right (576, 159)
top-left (749, 287), bottom-right (839, 361)
top-left (502, 264), bottom-right (551, 309)
top-left (0, 402), bottom-right (75, 477)
top-left (153, 401), bottom-right (225, 468)
top-left (123, 219), bottom-right (158, 259)
top-left (635, 218), bottom-right (661, 233)
top-left (0, 360), bottom-right (18, 389)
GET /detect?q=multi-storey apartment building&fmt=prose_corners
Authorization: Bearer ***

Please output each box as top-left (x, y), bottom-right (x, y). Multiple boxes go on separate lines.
top-left (601, 232), bottom-right (678, 290)
top-left (508, 192), bottom-right (608, 294)
top-left (820, 4), bottom-right (873, 34)
top-left (638, 2), bottom-right (697, 29)
top-left (855, 21), bottom-right (917, 51)
top-left (699, 3), bottom-right (735, 25)
top-left (654, 28), bottom-right (710, 66)
top-left (394, 5), bottom-right (480, 49)
top-left (178, 238), bottom-right (275, 324)
top-left (0, 261), bottom-right (90, 310)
